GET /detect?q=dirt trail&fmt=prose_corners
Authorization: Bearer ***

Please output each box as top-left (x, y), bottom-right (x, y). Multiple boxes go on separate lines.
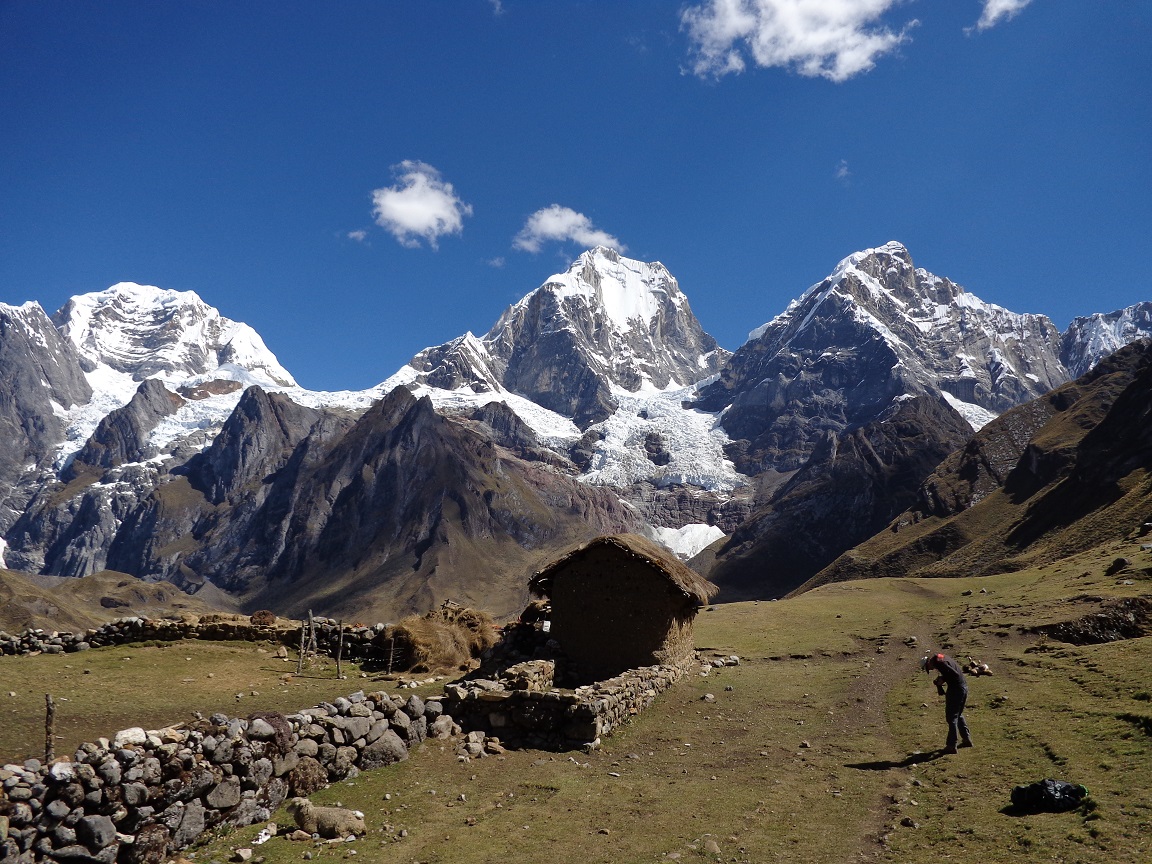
top-left (825, 601), bottom-right (949, 858)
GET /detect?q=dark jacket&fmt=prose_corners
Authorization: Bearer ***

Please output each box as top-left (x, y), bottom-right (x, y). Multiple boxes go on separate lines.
top-left (929, 653), bottom-right (967, 695)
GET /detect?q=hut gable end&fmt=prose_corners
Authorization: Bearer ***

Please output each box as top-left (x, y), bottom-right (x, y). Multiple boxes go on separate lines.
top-left (529, 534), bottom-right (717, 682)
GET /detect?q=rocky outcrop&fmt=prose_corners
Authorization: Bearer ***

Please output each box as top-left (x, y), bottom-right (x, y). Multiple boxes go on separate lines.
top-left (1061, 302), bottom-right (1152, 378)
top-left (181, 387), bottom-right (334, 506)
top-left (241, 387), bottom-right (643, 621)
top-left (63, 380), bottom-right (185, 481)
top-left (700, 395), bottom-right (973, 600)
top-left (0, 303), bottom-right (92, 529)
top-left (804, 339), bottom-right (1152, 590)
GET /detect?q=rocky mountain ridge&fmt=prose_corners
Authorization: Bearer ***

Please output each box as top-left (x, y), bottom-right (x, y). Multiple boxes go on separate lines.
top-left (1, 243), bottom-right (1150, 617)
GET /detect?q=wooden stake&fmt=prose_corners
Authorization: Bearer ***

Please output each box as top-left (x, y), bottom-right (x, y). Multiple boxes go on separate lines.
top-left (45, 694), bottom-right (56, 763)
top-left (295, 618), bottom-right (307, 676)
top-left (336, 620), bottom-right (344, 679)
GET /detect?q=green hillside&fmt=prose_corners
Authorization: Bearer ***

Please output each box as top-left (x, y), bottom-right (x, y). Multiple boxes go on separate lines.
top-left (2, 539), bottom-right (1148, 863)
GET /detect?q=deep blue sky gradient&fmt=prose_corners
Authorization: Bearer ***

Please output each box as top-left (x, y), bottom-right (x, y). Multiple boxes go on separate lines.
top-left (2, 1), bottom-right (1149, 390)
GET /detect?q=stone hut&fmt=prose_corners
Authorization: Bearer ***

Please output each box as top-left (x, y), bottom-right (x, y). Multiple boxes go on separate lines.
top-left (528, 533), bottom-right (719, 682)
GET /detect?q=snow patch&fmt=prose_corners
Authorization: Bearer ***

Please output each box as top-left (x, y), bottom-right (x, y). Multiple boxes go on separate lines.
top-left (652, 524), bottom-right (725, 560)
top-left (941, 392), bottom-right (998, 431)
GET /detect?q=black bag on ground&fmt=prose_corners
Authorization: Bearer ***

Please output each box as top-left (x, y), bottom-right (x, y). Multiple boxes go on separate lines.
top-left (1010, 778), bottom-right (1089, 813)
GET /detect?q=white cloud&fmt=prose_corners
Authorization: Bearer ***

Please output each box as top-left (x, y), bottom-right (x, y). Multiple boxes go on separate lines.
top-left (681, 0), bottom-right (918, 82)
top-left (489, 0), bottom-right (505, 14)
top-left (371, 161), bottom-right (473, 249)
top-left (972, 0), bottom-right (1032, 32)
top-left (835, 158), bottom-right (851, 180)
top-left (486, 256), bottom-right (506, 268)
top-left (347, 229), bottom-right (368, 243)
top-left (513, 205), bottom-right (626, 254)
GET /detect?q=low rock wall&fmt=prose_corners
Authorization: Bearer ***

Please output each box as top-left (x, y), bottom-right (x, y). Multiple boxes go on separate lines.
top-left (0, 617), bottom-right (390, 663)
top-left (0, 690), bottom-right (457, 864)
top-left (443, 655), bottom-right (697, 749)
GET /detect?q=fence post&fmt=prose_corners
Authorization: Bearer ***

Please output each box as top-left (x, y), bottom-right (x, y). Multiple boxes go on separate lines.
top-left (44, 694), bottom-right (56, 763)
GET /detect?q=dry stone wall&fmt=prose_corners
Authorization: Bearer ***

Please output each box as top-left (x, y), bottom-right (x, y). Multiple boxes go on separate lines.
top-left (0, 617), bottom-right (386, 663)
top-left (1, 621), bottom-right (717, 861)
top-left (0, 690), bottom-right (457, 864)
top-left (444, 655), bottom-right (699, 749)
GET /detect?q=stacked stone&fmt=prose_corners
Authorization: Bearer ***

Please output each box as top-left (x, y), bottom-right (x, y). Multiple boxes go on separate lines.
top-left (502, 660), bottom-right (555, 692)
top-left (0, 618), bottom-right (387, 660)
top-left (442, 655), bottom-right (698, 749)
top-left (306, 620), bottom-right (391, 664)
top-left (0, 690), bottom-right (457, 864)
top-left (0, 630), bottom-right (92, 656)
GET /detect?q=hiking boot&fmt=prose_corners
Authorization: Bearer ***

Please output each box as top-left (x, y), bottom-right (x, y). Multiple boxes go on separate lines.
top-left (942, 745), bottom-right (958, 754)
top-left (959, 739), bottom-right (974, 748)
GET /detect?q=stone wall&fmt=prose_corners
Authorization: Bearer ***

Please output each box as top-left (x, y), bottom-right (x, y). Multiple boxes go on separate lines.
top-left (0, 617), bottom-right (389, 663)
top-left (443, 655), bottom-right (699, 749)
top-left (0, 621), bottom-right (719, 861)
top-left (0, 690), bottom-right (458, 864)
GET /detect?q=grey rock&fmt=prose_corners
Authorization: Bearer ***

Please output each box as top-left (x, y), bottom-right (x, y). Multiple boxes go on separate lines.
top-left (77, 814), bottom-right (117, 851)
top-left (247, 718), bottom-right (276, 739)
top-left (172, 800), bottom-right (206, 848)
top-left (206, 777), bottom-right (242, 809)
top-left (358, 729), bottom-right (409, 771)
top-left (122, 782), bottom-right (149, 806)
top-left (403, 694), bottom-right (425, 719)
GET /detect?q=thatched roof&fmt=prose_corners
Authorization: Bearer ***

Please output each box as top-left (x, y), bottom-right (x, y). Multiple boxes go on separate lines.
top-left (529, 533), bottom-right (719, 606)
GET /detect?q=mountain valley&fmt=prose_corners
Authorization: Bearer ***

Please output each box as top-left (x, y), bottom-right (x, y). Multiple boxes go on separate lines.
top-left (1, 242), bottom-right (1150, 622)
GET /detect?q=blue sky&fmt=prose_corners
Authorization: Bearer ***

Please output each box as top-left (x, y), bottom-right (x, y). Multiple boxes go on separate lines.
top-left (2, 1), bottom-right (1149, 391)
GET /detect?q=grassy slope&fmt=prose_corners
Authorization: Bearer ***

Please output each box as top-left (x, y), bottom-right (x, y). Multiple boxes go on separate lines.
top-left (2, 543), bottom-right (1150, 863)
top-left (0, 569), bottom-right (231, 633)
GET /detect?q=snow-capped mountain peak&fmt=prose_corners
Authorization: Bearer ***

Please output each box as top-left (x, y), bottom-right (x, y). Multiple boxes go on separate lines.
top-left (400, 248), bottom-right (728, 427)
top-left (521, 245), bottom-right (686, 334)
top-left (55, 282), bottom-right (296, 388)
top-left (1061, 302), bottom-right (1152, 378)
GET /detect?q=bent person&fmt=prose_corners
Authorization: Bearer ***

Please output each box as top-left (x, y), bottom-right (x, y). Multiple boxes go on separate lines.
top-left (921, 652), bottom-right (972, 754)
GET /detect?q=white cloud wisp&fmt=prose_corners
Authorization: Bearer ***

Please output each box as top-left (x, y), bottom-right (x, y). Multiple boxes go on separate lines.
top-left (371, 161), bottom-right (473, 249)
top-left (513, 205), bottom-right (626, 254)
top-left (973, 0), bottom-right (1032, 32)
top-left (681, 0), bottom-right (917, 82)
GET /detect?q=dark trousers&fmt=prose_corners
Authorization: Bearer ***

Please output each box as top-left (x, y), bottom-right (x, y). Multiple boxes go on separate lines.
top-left (945, 686), bottom-right (971, 748)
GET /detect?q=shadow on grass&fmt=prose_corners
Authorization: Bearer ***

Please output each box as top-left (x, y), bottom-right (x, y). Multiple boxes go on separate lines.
top-left (845, 750), bottom-right (947, 770)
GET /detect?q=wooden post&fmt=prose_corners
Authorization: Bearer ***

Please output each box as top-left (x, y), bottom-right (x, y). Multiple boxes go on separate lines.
top-left (336, 620), bottom-right (344, 679)
top-left (387, 638), bottom-right (395, 676)
top-left (44, 694), bottom-right (56, 763)
top-left (295, 618), bottom-right (307, 676)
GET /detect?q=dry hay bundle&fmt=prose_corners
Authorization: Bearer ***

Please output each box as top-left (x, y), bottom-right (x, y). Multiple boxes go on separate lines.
top-left (385, 602), bottom-right (498, 672)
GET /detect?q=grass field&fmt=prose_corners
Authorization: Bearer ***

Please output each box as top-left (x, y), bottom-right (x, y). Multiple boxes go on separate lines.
top-left (1, 541), bottom-right (1149, 863)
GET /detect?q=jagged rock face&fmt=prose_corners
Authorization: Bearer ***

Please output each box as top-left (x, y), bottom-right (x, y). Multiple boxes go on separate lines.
top-left (239, 388), bottom-right (643, 620)
top-left (29, 385), bottom-right (640, 621)
top-left (698, 395), bottom-right (973, 600)
top-left (696, 242), bottom-right (1068, 474)
top-left (914, 340), bottom-right (1152, 520)
top-left (54, 282), bottom-right (296, 386)
top-left (1061, 302), bottom-right (1152, 378)
top-left (805, 340), bottom-right (1152, 591)
top-left (407, 247), bottom-right (728, 427)
top-left (0, 303), bottom-right (92, 527)
top-left (64, 379), bottom-right (186, 480)
top-left (182, 387), bottom-right (332, 505)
